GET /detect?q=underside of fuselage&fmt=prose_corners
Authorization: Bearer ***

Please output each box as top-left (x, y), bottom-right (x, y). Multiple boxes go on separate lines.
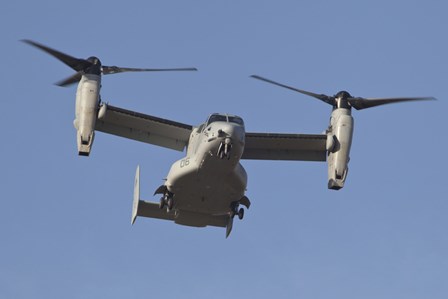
top-left (164, 146), bottom-right (247, 215)
top-left (169, 162), bottom-right (247, 215)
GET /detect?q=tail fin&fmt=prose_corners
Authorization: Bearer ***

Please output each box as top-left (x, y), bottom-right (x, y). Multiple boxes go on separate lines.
top-left (226, 216), bottom-right (233, 238)
top-left (131, 165), bottom-right (140, 225)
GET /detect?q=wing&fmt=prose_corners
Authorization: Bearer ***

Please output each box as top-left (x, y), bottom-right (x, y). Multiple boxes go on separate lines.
top-left (242, 132), bottom-right (327, 161)
top-left (95, 104), bottom-right (193, 151)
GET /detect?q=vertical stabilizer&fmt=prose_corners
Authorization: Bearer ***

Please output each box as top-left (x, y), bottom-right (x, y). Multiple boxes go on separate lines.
top-left (131, 165), bottom-right (140, 225)
top-left (226, 216), bottom-right (233, 238)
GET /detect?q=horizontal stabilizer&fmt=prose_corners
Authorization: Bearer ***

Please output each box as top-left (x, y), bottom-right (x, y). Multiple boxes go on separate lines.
top-left (135, 200), bottom-right (176, 221)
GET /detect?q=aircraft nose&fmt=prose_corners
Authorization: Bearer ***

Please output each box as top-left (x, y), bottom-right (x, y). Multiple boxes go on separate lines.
top-left (218, 123), bottom-right (245, 143)
top-left (214, 123), bottom-right (245, 160)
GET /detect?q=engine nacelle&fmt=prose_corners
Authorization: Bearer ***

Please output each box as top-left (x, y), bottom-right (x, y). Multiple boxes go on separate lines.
top-left (327, 108), bottom-right (354, 190)
top-left (74, 74), bottom-right (101, 156)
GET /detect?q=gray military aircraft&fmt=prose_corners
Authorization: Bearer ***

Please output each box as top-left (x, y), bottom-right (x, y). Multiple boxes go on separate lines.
top-left (24, 40), bottom-right (435, 237)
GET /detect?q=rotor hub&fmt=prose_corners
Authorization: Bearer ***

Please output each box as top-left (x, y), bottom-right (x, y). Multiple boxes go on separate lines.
top-left (86, 56), bottom-right (102, 75)
top-left (335, 91), bottom-right (351, 99)
top-left (334, 91), bottom-right (352, 109)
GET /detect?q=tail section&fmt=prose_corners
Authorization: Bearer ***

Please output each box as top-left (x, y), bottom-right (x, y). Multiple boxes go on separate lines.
top-left (131, 165), bottom-right (238, 238)
top-left (131, 166), bottom-right (176, 224)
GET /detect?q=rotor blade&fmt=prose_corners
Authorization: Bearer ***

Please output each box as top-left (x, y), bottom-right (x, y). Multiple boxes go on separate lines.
top-left (250, 75), bottom-right (336, 106)
top-left (55, 71), bottom-right (83, 87)
top-left (22, 39), bottom-right (92, 72)
top-left (348, 97), bottom-right (436, 110)
top-left (102, 66), bottom-right (197, 75)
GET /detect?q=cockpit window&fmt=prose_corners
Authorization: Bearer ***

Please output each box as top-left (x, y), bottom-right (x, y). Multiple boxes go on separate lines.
top-left (206, 114), bottom-right (245, 127)
top-left (228, 116), bottom-right (244, 126)
top-left (207, 114), bottom-right (227, 126)
top-left (197, 124), bottom-right (205, 132)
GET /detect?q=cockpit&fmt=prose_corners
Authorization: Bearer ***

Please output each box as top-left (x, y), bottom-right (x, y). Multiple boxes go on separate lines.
top-left (196, 113), bottom-right (244, 133)
top-left (206, 113), bottom-right (244, 126)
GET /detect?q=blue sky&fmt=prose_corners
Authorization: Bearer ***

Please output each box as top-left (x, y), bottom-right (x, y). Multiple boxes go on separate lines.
top-left (1, 1), bottom-right (447, 298)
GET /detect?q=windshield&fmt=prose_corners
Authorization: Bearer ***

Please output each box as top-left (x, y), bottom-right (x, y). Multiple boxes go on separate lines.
top-left (207, 114), bottom-right (227, 126)
top-left (228, 116), bottom-right (244, 126)
top-left (206, 114), bottom-right (244, 126)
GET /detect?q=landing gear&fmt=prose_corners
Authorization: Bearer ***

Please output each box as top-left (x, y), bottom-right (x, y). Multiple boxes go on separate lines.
top-left (217, 138), bottom-right (232, 160)
top-left (237, 208), bottom-right (244, 220)
top-left (230, 201), bottom-right (247, 220)
top-left (159, 197), bottom-right (165, 209)
top-left (159, 191), bottom-right (174, 211)
top-left (167, 197), bottom-right (174, 210)
top-left (225, 196), bottom-right (252, 238)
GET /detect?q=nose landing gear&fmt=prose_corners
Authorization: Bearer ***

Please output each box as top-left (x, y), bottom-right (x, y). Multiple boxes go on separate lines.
top-left (217, 137), bottom-right (232, 159)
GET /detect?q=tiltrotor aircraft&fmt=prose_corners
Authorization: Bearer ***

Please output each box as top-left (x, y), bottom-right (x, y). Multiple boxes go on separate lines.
top-left (24, 40), bottom-right (435, 237)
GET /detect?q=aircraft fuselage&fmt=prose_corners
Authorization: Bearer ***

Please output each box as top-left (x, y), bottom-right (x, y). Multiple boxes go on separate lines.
top-left (162, 115), bottom-right (248, 216)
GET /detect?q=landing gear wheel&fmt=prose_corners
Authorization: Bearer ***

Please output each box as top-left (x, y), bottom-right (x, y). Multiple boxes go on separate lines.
top-left (225, 143), bottom-right (232, 160)
top-left (159, 197), bottom-right (165, 209)
top-left (167, 197), bottom-right (174, 210)
top-left (238, 208), bottom-right (244, 220)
